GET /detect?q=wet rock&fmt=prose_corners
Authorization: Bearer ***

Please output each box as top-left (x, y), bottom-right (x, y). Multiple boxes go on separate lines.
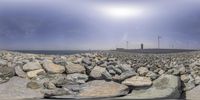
top-left (22, 61), bottom-right (42, 72)
top-left (78, 80), bottom-right (129, 98)
top-left (43, 60), bottom-right (65, 74)
top-left (65, 63), bottom-right (85, 74)
top-left (122, 76), bottom-right (152, 87)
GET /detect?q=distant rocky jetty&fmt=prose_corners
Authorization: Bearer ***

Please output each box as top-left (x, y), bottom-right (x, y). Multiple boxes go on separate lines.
top-left (0, 50), bottom-right (200, 99)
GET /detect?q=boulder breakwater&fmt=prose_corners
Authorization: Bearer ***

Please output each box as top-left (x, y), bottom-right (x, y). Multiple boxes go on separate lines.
top-left (0, 50), bottom-right (200, 99)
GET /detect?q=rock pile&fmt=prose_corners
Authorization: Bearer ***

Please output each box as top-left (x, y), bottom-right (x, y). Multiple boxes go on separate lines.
top-left (0, 50), bottom-right (200, 99)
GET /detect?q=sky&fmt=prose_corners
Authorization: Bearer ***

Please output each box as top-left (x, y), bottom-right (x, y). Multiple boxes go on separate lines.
top-left (0, 0), bottom-right (200, 50)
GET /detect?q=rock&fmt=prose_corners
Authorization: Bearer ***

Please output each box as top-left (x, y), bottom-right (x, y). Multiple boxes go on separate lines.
top-left (43, 60), bottom-right (65, 74)
top-left (178, 65), bottom-right (186, 75)
top-left (180, 74), bottom-right (190, 83)
top-left (146, 71), bottom-right (158, 80)
top-left (42, 88), bottom-right (69, 97)
top-left (194, 76), bottom-right (200, 85)
top-left (82, 57), bottom-right (92, 65)
top-left (118, 64), bottom-right (133, 72)
top-left (48, 74), bottom-right (68, 87)
top-left (65, 63), bottom-right (85, 74)
top-left (183, 75), bottom-right (195, 91)
top-left (90, 66), bottom-right (107, 79)
top-left (66, 73), bottom-right (88, 84)
top-left (107, 65), bottom-right (122, 75)
top-left (43, 82), bottom-right (56, 89)
top-left (22, 61), bottom-right (42, 72)
top-left (27, 69), bottom-right (46, 78)
top-left (27, 81), bottom-right (41, 89)
top-left (122, 76), bottom-right (152, 87)
top-left (15, 66), bottom-right (27, 78)
top-left (102, 71), bottom-right (112, 80)
top-left (0, 66), bottom-right (15, 83)
top-left (78, 80), bottom-right (129, 98)
top-left (53, 56), bottom-right (67, 66)
top-left (113, 71), bottom-right (137, 81)
top-left (0, 59), bottom-right (7, 66)
top-left (108, 69), bottom-right (116, 75)
top-left (186, 85), bottom-right (200, 99)
top-left (137, 67), bottom-right (149, 76)
top-left (0, 77), bottom-right (43, 99)
top-left (123, 74), bottom-right (181, 99)
top-left (158, 69), bottom-right (165, 75)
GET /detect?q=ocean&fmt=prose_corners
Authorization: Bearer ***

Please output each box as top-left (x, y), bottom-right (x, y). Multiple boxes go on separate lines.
top-left (11, 50), bottom-right (96, 55)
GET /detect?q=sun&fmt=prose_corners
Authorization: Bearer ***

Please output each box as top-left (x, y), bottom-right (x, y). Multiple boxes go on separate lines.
top-left (97, 4), bottom-right (145, 19)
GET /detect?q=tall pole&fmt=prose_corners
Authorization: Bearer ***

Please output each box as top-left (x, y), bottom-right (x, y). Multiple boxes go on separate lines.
top-left (158, 36), bottom-right (161, 49)
top-left (126, 41), bottom-right (128, 49)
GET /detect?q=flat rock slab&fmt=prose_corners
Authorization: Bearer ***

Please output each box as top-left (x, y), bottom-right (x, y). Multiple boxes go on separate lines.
top-left (121, 74), bottom-right (181, 99)
top-left (186, 84), bottom-right (200, 99)
top-left (122, 76), bottom-right (152, 87)
top-left (0, 77), bottom-right (43, 99)
top-left (78, 80), bottom-right (129, 98)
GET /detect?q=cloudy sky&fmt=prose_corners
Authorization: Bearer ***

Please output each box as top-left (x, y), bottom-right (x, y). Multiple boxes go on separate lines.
top-left (0, 0), bottom-right (200, 50)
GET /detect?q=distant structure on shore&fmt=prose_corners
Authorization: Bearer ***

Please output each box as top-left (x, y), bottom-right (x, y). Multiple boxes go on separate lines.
top-left (141, 43), bottom-right (144, 50)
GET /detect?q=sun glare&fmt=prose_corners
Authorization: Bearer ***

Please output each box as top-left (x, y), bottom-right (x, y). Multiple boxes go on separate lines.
top-left (97, 5), bottom-right (145, 19)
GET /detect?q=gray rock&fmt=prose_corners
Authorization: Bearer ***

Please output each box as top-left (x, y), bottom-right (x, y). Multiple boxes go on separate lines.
top-left (181, 74), bottom-right (190, 83)
top-left (0, 77), bottom-right (43, 99)
top-left (90, 66), bottom-right (106, 79)
top-left (15, 66), bottom-right (27, 78)
top-left (186, 84), bottom-right (200, 99)
top-left (27, 81), bottom-right (41, 89)
top-left (107, 65), bottom-right (122, 75)
top-left (53, 56), bottom-right (67, 66)
top-left (0, 66), bottom-right (15, 83)
top-left (122, 74), bottom-right (181, 99)
top-left (82, 57), bottom-right (92, 65)
top-left (65, 63), bottom-right (85, 74)
top-left (43, 82), bottom-right (56, 89)
top-left (146, 71), bottom-right (158, 80)
top-left (42, 88), bottom-right (69, 97)
top-left (0, 59), bottom-right (7, 66)
top-left (137, 67), bottom-right (149, 76)
top-left (78, 80), bottom-right (129, 98)
top-left (66, 73), bottom-right (88, 84)
top-left (43, 60), bottom-right (65, 74)
top-left (102, 71), bottom-right (112, 80)
top-left (118, 64), bottom-right (133, 72)
top-left (194, 76), bottom-right (200, 85)
top-left (22, 61), bottom-right (42, 72)
top-left (122, 76), bottom-right (152, 87)
top-left (113, 71), bottom-right (137, 81)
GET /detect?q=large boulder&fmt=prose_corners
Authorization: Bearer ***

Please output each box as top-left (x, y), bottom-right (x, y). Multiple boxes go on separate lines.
top-left (78, 80), bottom-right (129, 98)
top-left (137, 67), bottom-right (149, 76)
top-left (22, 61), bottom-right (42, 72)
top-left (15, 66), bottom-right (27, 78)
top-left (43, 60), bottom-right (65, 74)
top-left (0, 66), bottom-right (15, 83)
top-left (122, 76), bottom-right (152, 87)
top-left (89, 66), bottom-right (107, 79)
top-left (186, 84), bottom-right (200, 99)
top-left (122, 74), bottom-right (181, 99)
top-left (65, 63), bottom-right (85, 74)
top-left (0, 77), bottom-right (43, 99)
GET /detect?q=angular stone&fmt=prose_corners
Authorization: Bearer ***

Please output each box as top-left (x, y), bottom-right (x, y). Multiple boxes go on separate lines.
top-left (146, 71), bottom-right (158, 80)
top-left (27, 81), bottom-right (41, 89)
top-left (122, 76), bottom-right (152, 87)
top-left (137, 67), bottom-right (149, 76)
top-left (15, 66), bottom-right (27, 78)
top-left (78, 80), bottom-right (129, 98)
top-left (0, 77), bottom-right (43, 99)
top-left (186, 85), bottom-right (200, 99)
top-left (43, 60), bottom-right (65, 74)
top-left (90, 66), bottom-right (106, 79)
top-left (0, 66), bottom-right (15, 83)
top-left (180, 74), bottom-right (190, 83)
top-left (42, 88), bottom-right (69, 97)
top-left (122, 74), bottom-right (181, 99)
top-left (23, 61), bottom-right (42, 72)
top-left (113, 71), bottom-right (137, 81)
top-left (65, 63), bottom-right (85, 74)
top-left (66, 73), bottom-right (88, 84)
top-left (27, 69), bottom-right (46, 78)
